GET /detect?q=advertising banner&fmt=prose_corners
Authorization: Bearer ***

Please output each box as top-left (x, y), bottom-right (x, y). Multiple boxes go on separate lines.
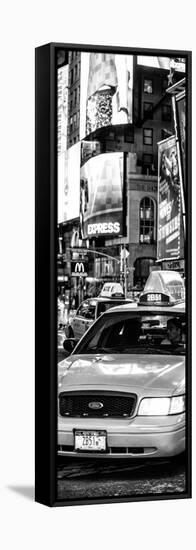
top-left (80, 52), bottom-right (133, 139)
top-left (137, 56), bottom-right (185, 73)
top-left (57, 64), bottom-right (68, 155)
top-left (80, 152), bottom-right (124, 239)
top-left (176, 94), bottom-right (186, 193)
top-left (57, 63), bottom-right (68, 224)
top-left (58, 142), bottom-right (81, 223)
top-left (157, 136), bottom-right (184, 261)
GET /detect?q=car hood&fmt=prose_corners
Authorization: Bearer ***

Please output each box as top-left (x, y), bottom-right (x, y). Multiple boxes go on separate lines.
top-left (58, 353), bottom-right (185, 396)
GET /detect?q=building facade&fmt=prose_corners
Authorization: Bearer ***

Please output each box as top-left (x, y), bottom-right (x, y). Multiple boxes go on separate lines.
top-left (57, 51), bottom-right (185, 301)
top-left (67, 50), bottom-right (81, 147)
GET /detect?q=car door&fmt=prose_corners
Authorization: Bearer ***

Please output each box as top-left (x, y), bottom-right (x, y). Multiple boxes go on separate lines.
top-left (71, 302), bottom-right (90, 339)
top-left (83, 300), bottom-right (96, 334)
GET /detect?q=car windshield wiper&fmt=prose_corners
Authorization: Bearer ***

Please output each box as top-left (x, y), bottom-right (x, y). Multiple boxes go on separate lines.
top-left (82, 346), bottom-right (145, 354)
top-left (83, 346), bottom-right (126, 354)
top-left (81, 345), bottom-right (185, 355)
top-left (138, 346), bottom-right (171, 354)
top-left (139, 345), bottom-right (185, 355)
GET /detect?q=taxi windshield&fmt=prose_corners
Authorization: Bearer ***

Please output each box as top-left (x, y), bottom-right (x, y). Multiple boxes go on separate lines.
top-left (76, 312), bottom-right (186, 356)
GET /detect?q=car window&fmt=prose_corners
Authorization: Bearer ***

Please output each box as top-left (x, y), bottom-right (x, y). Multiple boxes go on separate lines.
top-left (76, 301), bottom-right (96, 320)
top-left (84, 304), bottom-right (96, 320)
top-left (75, 312), bottom-right (185, 355)
top-left (76, 302), bottom-right (89, 318)
top-left (97, 300), bottom-right (126, 317)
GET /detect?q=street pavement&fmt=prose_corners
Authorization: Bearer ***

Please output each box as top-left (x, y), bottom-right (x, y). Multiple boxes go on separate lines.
top-left (57, 456), bottom-right (186, 501)
top-left (57, 352), bottom-right (186, 502)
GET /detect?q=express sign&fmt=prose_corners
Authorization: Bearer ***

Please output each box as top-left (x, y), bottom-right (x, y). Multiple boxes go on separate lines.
top-left (87, 221), bottom-right (120, 236)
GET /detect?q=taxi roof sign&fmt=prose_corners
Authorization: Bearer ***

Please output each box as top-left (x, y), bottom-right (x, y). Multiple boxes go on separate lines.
top-left (99, 282), bottom-right (125, 298)
top-left (138, 291), bottom-right (171, 306)
top-left (143, 270), bottom-right (185, 302)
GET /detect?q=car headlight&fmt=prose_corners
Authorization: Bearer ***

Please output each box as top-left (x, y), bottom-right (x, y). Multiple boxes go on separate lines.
top-left (169, 395), bottom-right (185, 414)
top-left (138, 395), bottom-right (185, 416)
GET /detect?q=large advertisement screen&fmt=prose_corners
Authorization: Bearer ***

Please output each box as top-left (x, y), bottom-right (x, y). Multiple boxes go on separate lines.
top-left (157, 136), bottom-right (184, 261)
top-left (80, 152), bottom-right (124, 239)
top-left (80, 52), bottom-right (133, 139)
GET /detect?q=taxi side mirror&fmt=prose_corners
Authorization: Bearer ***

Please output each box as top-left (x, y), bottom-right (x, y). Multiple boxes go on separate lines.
top-left (63, 338), bottom-right (79, 355)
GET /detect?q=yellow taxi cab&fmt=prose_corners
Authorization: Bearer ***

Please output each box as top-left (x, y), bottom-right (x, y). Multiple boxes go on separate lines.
top-left (58, 271), bottom-right (186, 460)
top-left (66, 293), bottom-right (131, 340)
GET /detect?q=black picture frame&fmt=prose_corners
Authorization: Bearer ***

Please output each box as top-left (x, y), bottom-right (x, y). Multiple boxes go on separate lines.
top-left (35, 43), bottom-right (192, 507)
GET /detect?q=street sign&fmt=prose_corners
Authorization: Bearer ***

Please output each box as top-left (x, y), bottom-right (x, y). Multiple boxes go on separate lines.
top-left (120, 247), bottom-right (129, 260)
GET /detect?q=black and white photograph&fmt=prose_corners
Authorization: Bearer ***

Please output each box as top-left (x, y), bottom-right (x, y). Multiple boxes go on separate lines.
top-left (1, 0), bottom-right (195, 548)
top-left (56, 46), bottom-right (191, 504)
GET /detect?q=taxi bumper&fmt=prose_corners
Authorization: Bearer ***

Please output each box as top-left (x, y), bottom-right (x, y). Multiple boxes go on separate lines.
top-left (58, 414), bottom-right (185, 458)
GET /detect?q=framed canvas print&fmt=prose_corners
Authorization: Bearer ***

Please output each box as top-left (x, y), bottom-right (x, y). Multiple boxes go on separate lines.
top-left (35, 43), bottom-right (192, 507)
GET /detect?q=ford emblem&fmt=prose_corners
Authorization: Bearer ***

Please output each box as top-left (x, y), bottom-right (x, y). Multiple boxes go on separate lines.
top-left (88, 401), bottom-right (104, 410)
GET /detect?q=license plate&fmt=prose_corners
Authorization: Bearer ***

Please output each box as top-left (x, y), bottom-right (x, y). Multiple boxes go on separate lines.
top-left (74, 430), bottom-right (106, 452)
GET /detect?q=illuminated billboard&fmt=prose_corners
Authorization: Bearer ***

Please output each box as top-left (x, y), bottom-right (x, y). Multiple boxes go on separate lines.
top-left (80, 140), bottom-right (101, 167)
top-left (57, 63), bottom-right (68, 224)
top-left (157, 136), bottom-right (184, 261)
top-left (58, 142), bottom-right (81, 223)
top-left (80, 152), bottom-right (124, 239)
top-left (80, 52), bottom-right (133, 139)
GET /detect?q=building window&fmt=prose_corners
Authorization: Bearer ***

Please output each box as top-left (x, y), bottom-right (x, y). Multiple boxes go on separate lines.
top-left (161, 129), bottom-right (172, 140)
top-left (73, 113), bottom-right (77, 129)
top-left (143, 102), bottom-right (153, 120)
top-left (75, 64), bottom-right (78, 79)
top-left (143, 153), bottom-right (153, 165)
top-left (162, 78), bottom-right (168, 93)
top-left (162, 104), bottom-right (172, 122)
top-left (70, 116), bottom-right (73, 132)
top-left (134, 257), bottom-right (156, 287)
top-left (143, 128), bottom-right (153, 145)
top-left (124, 125), bottom-right (134, 143)
top-left (142, 154), bottom-right (153, 174)
top-left (142, 154), bottom-right (156, 175)
top-left (74, 89), bottom-right (77, 106)
top-left (70, 69), bottom-right (73, 85)
top-left (144, 79), bottom-right (153, 94)
top-left (140, 197), bottom-right (155, 244)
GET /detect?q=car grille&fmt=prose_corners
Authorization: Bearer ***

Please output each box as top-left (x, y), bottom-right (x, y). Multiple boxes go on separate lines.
top-left (58, 445), bottom-right (157, 456)
top-left (59, 391), bottom-right (137, 418)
